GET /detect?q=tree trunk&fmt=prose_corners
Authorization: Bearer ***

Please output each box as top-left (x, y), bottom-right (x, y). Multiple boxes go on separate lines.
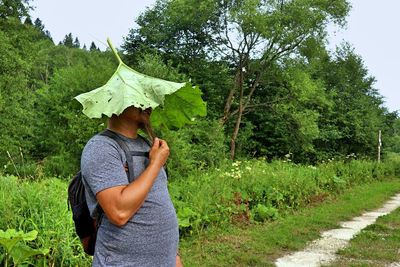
top-left (229, 67), bottom-right (244, 159)
top-left (230, 100), bottom-right (243, 159)
top-left (221, 68), bottom-right (241, 125)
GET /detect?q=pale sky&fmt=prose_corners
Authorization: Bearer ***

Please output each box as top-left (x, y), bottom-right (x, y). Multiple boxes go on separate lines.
top-left (30, 0), bottom-right (399, 113)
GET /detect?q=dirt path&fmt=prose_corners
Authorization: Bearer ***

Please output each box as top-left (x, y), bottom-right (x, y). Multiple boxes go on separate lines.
top-left (275, 193), bottom-right (400, 267)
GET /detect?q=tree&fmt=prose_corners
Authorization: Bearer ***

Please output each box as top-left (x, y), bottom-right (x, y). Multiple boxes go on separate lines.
top-left (23, 16), bottom-right (32, 25)
top-left (73, 37), bottom-right (80, 48)
top-left (305, 44), bottom-right (392, 159)
top-left (0, 0), bottom-right (31, 19)
top-left (89, 41), bottom-right (98, 51)
top-left (62, 33), bottom-right (74, 48)
top-left (32, 18), bottom-right (52, 41)
top-left (124, 0), bottom-right (351, 158)
top-left (33, 50), bottom-right (116, 176)
top-left (44, 30), bottom-right (52, 40)
top-left (33, 18), bottom-right (44, 31)
top-left (0, 30), bottom-right (36, 170)
top-left (386, 117), bottom-right (400, 154)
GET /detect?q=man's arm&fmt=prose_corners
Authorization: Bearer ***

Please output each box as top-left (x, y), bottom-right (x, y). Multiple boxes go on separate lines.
top-left (96, 138), bottom-right (169, 226)
top-left (176, 254), bottom-right (183, 267)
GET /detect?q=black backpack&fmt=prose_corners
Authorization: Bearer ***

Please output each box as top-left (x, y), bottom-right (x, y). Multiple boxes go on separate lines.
top-left (67, 129), bottom-right (150, 255)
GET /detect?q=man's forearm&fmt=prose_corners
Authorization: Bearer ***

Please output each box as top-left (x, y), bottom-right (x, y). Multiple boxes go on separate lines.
top-left (176, 255), bottom-right (183, 267)
top-left (97, 161), bottom-right (163, 226)
top-left (119, 161), bottom-right (163, 214)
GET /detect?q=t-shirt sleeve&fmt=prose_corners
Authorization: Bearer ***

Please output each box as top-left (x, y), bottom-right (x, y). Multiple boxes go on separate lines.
top-left (81, 138), bottom-right (129, 195)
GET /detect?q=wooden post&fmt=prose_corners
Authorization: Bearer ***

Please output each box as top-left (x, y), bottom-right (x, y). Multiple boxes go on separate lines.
top-left (378, 130), bottom-right (382, 163)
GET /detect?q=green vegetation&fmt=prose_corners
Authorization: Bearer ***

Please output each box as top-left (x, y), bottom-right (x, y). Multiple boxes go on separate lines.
top-left (179, 179), bottom-right (400, 267)
top-left (0, 0), bottom-right (399, 178)
top-left (1, 158), bottom-right (399, 266)
top-left (1, 0), bottom-right (400, 266)
top-left (0, 229), bottom-right (48, 266)
top-left (0, 176), bottom-right (91, 266)
top-left (171, 159), bottom-right (398, 236)
top-left (327, 208), bottom-right (400, 267)
top-left (124, 0), bottom-right (397, 160)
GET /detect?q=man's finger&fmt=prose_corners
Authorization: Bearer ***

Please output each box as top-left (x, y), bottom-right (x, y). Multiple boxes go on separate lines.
top-left (152, 137), bottom-right (160, 148)
top-left (160, 141), bottom-right (169, 150)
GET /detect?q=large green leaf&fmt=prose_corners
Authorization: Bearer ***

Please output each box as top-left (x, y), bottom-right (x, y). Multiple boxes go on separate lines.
top-left (10, 243), bottom-right (49, 266)
top-left (0, 229), bottom-right (48, 265)
top-left (151, 84), bottom-right (207, 129)
top-left (0, 229), bottom-right (37, 253)
top-left (75, 39), bottom-right (206, 128)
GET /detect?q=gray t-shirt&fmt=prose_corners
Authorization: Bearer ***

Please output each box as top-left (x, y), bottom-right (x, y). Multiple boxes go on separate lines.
top-left (81, 132), bottom-right (179, 267)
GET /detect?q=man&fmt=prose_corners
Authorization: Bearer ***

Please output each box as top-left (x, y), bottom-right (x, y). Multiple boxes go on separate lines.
top-left (81, 106), bottom-right (183, 266)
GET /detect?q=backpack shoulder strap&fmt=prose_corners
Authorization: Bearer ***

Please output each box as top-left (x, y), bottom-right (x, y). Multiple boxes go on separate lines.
top-left (99, 129), bottom-right (135, 182)
top-left (138, 134), bottom-right (152, 147)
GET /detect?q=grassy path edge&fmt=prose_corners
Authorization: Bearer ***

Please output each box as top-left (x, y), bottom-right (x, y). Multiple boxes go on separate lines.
top-left (326, 203), bottom-right (400, 266)
top-left (180, 178), bottom-right (400, 267)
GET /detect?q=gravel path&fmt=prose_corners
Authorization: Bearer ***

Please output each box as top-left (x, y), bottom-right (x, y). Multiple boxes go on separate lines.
top-left (275, 193), bottom-right (400, 267)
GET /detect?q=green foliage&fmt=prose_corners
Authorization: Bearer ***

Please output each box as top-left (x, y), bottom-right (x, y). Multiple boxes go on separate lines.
top-left (386, 118), bottom-right (400, 154)
top-left (312, 45), bottom-right (391, 160)
top-left (0, 158), bottom-right (397, 265)
top-left (384, 152), bottom-right (400, 176)
top-left (123, 0), bottom-right (399, 163)
top-left (169, 158), bottom-right (398, 236)
top-left (124, 0), bottom-right (352, 159)
top-left (33, 51), bottom-right (115, 178)
top-left (0, 2), bottom-right (398, 178)
top-left (133, 52), bottom-right (208, 129)
top-left (250, 204), bottom-right (279, 222)
top-left (0, 176), bottom-right (91, 266)
top-left (151, 84), bottom-right (207, 129)
top-left (0, 229), bottom-right (48, 266)
top-left (0, 0), bottom-right (31, 19)
top-left (164, 119), bottom-right (227, 179)
top-left (0, 22), bottom-right (37, 172)
top-left (134, 53), bottom-right (188, 81)
top-left (176, 207), bottom-right (204, 236)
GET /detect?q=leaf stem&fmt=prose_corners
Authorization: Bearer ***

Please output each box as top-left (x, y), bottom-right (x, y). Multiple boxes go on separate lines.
top-left (107, 38), bottom-right (123, 65)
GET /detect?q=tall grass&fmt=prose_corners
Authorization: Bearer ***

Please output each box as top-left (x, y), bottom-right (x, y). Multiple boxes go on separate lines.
top-left (170, 159), bottom-right (397, 235)
top-left (0, 176), bottom-right (91, 266)
top-left (0, 158), bottom-right (398, 266)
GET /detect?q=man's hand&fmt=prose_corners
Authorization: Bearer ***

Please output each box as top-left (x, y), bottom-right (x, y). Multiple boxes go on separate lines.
top-left (149, 137), bottom-right (170, 168)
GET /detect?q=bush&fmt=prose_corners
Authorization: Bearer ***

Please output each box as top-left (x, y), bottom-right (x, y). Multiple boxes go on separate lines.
top-left (385, 152), bottom-right (400, 176)
top-left (169, 159), bottom-right (398, 235)
top-left (164, 119), bottom-right (226, 179)
top-left (42, 153), bottom-right (78, 179)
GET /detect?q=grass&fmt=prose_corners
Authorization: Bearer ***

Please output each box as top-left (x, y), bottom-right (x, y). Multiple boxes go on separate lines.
top-left (179, 178), bottom-right (400, 267)
top-left (0, 175), bottom-right (91, 266)
top-left (0, 157), bottom-right (398, 266)
top-left (326, 208), bottom-right (400, 267)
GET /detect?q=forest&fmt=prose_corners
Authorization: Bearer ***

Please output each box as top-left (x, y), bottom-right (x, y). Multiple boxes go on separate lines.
top-left (0, 0), bottom-right (399, 177)
top-left (0, 0), bottom-right (399, 266)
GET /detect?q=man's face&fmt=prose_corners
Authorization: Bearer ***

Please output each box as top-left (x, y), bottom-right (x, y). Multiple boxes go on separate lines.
top-left (122, 106), bottom-right (152, 126)
top-left (116, 106), bottom-right (155, 140)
